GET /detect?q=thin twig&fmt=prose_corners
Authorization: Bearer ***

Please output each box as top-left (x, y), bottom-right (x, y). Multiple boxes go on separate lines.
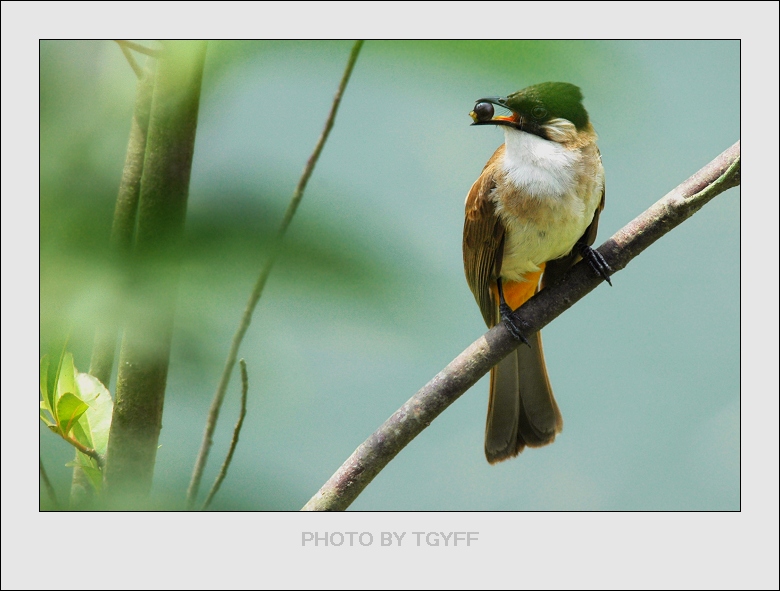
top-left (114, 40), bottom-right (162, 59)
top-left (40, 457), bottom-right (59, 508)
top-left (186, 40), bottom-right (365, 508)
top-left (117, 42), bottom-right (143, 79)
top-left (302, 141), bottom-right (741, 511)
top-left (59, 432), bottom-right (103, 468)
top-left (202, 359), bottom-right (250, 510)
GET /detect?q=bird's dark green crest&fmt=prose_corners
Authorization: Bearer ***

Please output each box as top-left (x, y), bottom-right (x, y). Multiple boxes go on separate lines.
top-left (505, 82), bottom-right (589, 130)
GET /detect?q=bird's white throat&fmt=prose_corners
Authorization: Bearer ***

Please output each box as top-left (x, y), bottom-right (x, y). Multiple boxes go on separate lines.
top-left (501, 127), bottom-right (578, 199)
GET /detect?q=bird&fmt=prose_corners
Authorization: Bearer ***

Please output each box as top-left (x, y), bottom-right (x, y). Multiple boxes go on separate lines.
top-left (462, 82), bottom-right (611, 464)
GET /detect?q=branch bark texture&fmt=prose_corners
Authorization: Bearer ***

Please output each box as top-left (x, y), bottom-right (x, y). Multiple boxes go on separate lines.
top-left (302, 141), bottom-right (741, 511)
top-left (103, 41), bottom-right (207, 503)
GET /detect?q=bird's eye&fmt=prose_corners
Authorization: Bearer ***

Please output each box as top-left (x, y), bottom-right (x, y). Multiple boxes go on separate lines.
top-left (473, 102), bottom-right (494, 122)
top-left (531, 106), bottom-right (547, 120)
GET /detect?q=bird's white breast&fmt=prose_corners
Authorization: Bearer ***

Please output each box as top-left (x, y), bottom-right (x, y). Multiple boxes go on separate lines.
top-left (501, 126), bottom-right (579, 198)
top-left (495, 127), bottom-right (603, 281)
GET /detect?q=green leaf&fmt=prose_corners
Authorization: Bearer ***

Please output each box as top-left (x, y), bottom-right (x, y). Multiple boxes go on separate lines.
top-left (41, 338), bottom-right (68, 417)
top-left (75, 373), bottom-right (113, 457)
top-left (40, 404), bottom-right (56, 427)
top-left (56, 392), bottom-right (89, 437)
top-left (67, 453), bottom-right (102, 494)
top-left (56, 353), bottom-right (78, 407)
top-left (70, 418), bottom-right (93, 450)
top-left (40, 355), bottom-right (55, 416)
top-left (47, 340), bottom-right (71, 422)
top-left (40, 349), bottom-right (112, 496)
top-left (77, 463), bottom-right (102, 494)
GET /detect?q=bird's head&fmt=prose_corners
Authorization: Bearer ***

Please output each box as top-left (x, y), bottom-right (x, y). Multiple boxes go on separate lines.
top-left (470, 82), bottom-right (591, 144)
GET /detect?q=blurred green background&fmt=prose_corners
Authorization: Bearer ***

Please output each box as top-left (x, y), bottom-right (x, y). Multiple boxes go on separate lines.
top-left (40, 40), bottom-right (739, 511)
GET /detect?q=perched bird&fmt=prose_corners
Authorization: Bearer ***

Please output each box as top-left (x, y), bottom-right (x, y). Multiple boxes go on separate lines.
top-left (463, 82), bottom-right (611, 463)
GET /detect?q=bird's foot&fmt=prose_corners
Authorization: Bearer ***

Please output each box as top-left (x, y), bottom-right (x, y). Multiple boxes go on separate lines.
top-left (499, 302), bottom-right (531, 347)
top-left (578, 243), bottom-right (613, 286)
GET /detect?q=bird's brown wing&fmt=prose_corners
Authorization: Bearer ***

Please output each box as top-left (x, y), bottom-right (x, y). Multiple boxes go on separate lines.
top-left (463, 146), bottom-right (506, 327)
top-left (464, 144), bottom-right (564, 463)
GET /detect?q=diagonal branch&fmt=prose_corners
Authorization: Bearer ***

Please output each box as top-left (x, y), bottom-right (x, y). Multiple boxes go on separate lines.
top-left (302, 140), bottom-right (741, 511)
top-left (186, 40), bottom-right (365, 508)
top-left (114, 40), bottom-right (163, 59)
top-left (116, 42), bottom-right (143, 79)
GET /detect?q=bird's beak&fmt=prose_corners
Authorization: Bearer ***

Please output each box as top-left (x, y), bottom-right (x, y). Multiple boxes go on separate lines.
top-left (470, 114), bottom-right (515, 125)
